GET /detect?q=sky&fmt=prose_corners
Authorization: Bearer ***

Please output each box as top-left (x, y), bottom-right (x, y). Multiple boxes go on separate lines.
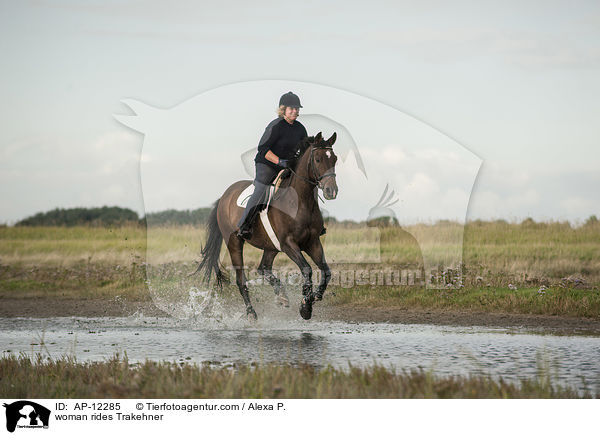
top-left (1, 0), bottom-right (599, 224)
top-left (114, 81), bottom-right (482, 225)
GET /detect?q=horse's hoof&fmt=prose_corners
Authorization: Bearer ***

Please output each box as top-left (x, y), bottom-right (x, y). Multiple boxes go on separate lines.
top-left (246, 307), bottom-right (257, 321)
top-left (299, 297), bottom-right (313, 320)
top-left (276, 294), bottom-right (290, 307)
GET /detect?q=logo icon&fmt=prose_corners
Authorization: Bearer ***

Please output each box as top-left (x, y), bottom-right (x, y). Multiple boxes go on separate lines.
top-left (3, 401), bottom-right (50, 433)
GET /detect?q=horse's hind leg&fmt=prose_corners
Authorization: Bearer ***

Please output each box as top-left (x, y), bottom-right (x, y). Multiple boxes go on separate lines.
top-left (258, 250), bottom-right (289, 307)
top-left (226, 234), bottom-right (257, 320)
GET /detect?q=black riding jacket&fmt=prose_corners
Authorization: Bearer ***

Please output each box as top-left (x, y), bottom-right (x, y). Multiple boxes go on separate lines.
top-left (254, 117), bottom-right (308, 170)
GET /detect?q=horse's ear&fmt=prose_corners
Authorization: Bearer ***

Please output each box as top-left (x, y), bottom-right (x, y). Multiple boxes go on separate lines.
top-left (314, 132), bottom-right (323, 142)
top-left (327, 132), bottom-right (337, 146)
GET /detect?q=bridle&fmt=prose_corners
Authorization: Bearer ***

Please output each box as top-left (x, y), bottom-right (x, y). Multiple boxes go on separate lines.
top-left (289, 145), bottom-right (337, 190)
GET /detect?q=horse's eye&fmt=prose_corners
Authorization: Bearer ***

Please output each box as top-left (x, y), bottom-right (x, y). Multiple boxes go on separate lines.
top-left (316, 158), bottom-right (321, 163)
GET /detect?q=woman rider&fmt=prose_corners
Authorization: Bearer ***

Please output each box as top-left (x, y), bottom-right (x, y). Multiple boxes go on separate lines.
top-left (236, 91), bottom-right (308, 239)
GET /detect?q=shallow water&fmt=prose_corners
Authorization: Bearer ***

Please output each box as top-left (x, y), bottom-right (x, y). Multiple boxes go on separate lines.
top-left (1, 315), bottom-right (599, 394)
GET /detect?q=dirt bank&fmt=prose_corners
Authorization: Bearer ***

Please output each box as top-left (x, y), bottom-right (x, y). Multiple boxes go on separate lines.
top-left (1, 297), bottom-right (599, 335)
top-left (315, 305), bottom-right (600, 335)
top-left (0, 298), bottom-right (164, 318)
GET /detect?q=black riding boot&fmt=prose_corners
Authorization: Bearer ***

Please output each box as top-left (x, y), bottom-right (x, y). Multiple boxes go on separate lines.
top-left (237, 163), bottom-right (279, 239)
top-left (237, 182), bottom-right (269, 239)
top-left (237, 206), bottom-right (261, 239)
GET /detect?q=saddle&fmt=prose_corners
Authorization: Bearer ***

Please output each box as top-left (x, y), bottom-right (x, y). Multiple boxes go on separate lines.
top-left (236, 169), bottom-right (290, 209)
top-left (235, 169), bottom-right (291, 251)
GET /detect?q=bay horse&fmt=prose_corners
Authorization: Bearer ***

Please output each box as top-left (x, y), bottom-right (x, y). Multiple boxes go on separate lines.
top-left (193, 132), bottom-right (338, 320)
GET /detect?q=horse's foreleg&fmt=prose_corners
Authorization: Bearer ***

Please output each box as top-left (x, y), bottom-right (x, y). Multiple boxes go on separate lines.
top-left (227, 234), bottom-right (257, 320)
top-left (281, 240), bottom-right (314, 320)
top-left (305, 237), bottom-right (331, 301)
top-left (258, 250), bottom-right (288, 307)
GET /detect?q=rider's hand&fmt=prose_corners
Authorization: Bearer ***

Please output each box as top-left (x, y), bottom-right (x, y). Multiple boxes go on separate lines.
top-left (278, 158), bottom-right (290, 168)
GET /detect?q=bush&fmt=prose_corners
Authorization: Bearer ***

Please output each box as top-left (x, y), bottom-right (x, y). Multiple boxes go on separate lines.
top-left (16, 206), bottom-right (140, 227)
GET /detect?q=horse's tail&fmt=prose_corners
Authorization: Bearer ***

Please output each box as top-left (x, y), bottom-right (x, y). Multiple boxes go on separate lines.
top-left (189, 199), bottom-right (228, 289)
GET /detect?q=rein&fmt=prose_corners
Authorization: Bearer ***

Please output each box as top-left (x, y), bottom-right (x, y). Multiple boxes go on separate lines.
top-left (289, 145), bottom-right (336, 190)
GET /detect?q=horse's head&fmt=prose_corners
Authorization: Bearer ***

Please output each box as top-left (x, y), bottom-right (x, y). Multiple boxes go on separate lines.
top-left (310, 132), bottom-right (338, 200)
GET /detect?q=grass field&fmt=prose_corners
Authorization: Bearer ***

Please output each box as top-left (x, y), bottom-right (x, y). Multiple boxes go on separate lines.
top-left (1, 220), bottom-right (599, 317)
top-left (1, 223), bottom-right (598, 400)
top-left (0, 353), bottom-right (592, 399)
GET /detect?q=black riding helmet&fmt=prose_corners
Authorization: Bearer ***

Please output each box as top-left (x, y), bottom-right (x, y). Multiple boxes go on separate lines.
top-left (279, 91), bottom-right (302, 108)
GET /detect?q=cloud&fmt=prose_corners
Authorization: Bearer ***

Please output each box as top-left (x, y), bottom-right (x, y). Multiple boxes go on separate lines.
top-left (494, 33), bottom-right (600, 69)
top-left (560, 196), bottom-right (598, 217)
top-left (441, 187), bottom-right (470, 215)
top-left (468, 163), bottom-right (600, 221)
top-left (364, 21), bottom-right (600, 69)
top-left (0, 130), bottom-right (144, 223)
top-left (404, 172), bottom-right (440, 197)
top-left (381, 146), bottom-right (407, 165)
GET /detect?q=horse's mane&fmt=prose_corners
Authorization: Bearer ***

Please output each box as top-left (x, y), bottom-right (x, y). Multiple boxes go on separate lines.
top-left (291, 134), bottom-right (330, 160)
top-left (292, 135), bottom-right (316, 160)
top-left (275, 136), bottom-right (318, 191)
top-left (275, 133), bottom-right (332, 194)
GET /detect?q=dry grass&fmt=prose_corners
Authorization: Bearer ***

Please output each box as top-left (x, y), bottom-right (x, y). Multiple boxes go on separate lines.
top-left (329, 285), bottom-right (600, 318)
top-left (0, 354), bottom-right (591, 399)
top-left (2, 221), bottom-right (598, 278)
top-left (1, 221), bottom-right (599, 317)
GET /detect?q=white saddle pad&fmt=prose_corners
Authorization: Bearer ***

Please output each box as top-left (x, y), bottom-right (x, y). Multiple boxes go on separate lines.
top-left (236, 184), bottom-right (281, 251)
top-left (236, 183), bottom-right (273, 208)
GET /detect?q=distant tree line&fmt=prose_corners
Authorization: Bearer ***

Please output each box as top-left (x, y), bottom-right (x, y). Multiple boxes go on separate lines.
top-left (15, 206), bottom-right (213, 227)
top-left (12, 206), bottom-right (599, 228)
top-left (145, 208), bottom-right (211, 226)
top-left (16, 206), bottom-right (141, 227)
